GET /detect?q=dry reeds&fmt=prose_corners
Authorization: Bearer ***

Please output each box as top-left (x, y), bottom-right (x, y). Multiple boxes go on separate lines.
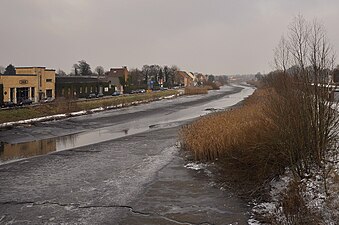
top-left (184, 87), bottom-right (208, 95)
top-left (180, 88), bottom-right (288, 183)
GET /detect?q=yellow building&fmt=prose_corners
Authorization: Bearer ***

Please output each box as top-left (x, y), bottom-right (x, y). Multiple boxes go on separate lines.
top-left (0, 67), bottom-right (55, 103)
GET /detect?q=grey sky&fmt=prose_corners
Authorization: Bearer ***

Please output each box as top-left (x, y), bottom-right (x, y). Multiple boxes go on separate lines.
top-left (1, 0), bottom-right (338, 75)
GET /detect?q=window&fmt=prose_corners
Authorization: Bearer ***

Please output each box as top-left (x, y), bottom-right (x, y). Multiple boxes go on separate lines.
top-left (46, 79), bottom-right (53, 82)
top-left (31, 87), bottom-right (35, 98)
top-left (10, 88), bottom-right (15, 102)
top-left (62, 88), bottom-right (65, 96)
top-left (46, 89), bottom-right (52, 98)
top-left (85, 87), bottom-right (88, 93)
top-left (80, 87), bottom-right (83, 94)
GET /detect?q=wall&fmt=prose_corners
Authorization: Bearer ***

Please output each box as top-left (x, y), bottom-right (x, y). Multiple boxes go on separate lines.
top-left (16, 67), bottom-right (56, 100)
top-left (0, 75), bottom-right (38, 103)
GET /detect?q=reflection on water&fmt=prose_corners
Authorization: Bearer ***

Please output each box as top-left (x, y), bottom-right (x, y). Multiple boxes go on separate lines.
top-left (0, 85), bottom-right (255, 164)
top-left (0, 127), bottom-right (149, 164)
top-left (0, 139), bottom-right (57, 162)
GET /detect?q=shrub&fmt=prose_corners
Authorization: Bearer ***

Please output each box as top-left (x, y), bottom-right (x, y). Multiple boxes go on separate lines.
top-left (184, 87), bottom-right (208, 95)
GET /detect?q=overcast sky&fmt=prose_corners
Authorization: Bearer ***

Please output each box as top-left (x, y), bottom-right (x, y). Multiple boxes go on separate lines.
top-left (1, 0), bottom-right (338, 75)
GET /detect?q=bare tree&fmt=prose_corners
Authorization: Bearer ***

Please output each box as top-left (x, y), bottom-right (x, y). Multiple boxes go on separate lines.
top-left (274, 36), bottom-right (290, 73)
top-left (288, 14), bottom-right (310, 71)
top-left (57, 69), bottom-right (67, 76)
top-left (271, 15), bottom-right (338, 184)
top-left (95, 66), bottom-right (105, 77)
top-left (142, 65), bottom-right (151, 84)
top-left (72, 64), bottom-right (80, 76)
top-left (78, 60), bottom-right (92, 76)
top-left (129, 68), bottom-right (144, 86)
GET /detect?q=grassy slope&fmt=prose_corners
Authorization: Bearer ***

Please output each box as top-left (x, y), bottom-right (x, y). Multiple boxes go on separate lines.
top-left (0, 90), bottom-right (178, 124)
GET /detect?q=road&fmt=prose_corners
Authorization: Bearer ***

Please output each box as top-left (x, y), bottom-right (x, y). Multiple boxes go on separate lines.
top-left (0, 85), bottom-right (255, 225)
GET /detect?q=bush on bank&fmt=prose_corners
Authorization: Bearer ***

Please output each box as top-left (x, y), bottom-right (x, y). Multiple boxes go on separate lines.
top-left (184, 87), bottom-right (208, 95)
top-left (180, 71), bottom-right (339, 223)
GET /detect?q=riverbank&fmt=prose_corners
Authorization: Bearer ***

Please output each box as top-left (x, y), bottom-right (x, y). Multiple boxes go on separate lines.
top-left (0, 90), bottom-right (179, 128)
top-left (180, 86), bottom-right (339, 224)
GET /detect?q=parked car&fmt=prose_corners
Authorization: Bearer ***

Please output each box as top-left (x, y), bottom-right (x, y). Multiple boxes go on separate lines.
top-left (112, 92), bottom-right (121, 96)
top-left (18, 99), bottom-right (33, 106)
top-left (41, 97), bottom-right (54, 103)
top-left (96, 93), bottom-right (104, 98)
top-left (87, 93), bottom-right (97, 99)
top-left (130, 89), bottom-right (146, 94)
top-left (1, 101), bottom-right (16, 108)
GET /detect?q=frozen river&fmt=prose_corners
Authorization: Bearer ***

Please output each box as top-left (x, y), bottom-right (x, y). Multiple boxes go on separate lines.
top-left (0, 84), bottom-right (255, 224)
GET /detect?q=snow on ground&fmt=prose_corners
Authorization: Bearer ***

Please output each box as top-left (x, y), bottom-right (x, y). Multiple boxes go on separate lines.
top-left (248, 149), bottom-right (339, 225)
top-left (184, 162), bottom-right (207, 171)
top-left (0, 94), bottom-right (181, 129)
top-left (0, 114), bottom-right (68, 128)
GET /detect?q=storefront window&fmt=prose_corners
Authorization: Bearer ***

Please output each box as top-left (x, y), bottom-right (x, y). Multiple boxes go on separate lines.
top-left (31, 87), bottom-right (35, 98)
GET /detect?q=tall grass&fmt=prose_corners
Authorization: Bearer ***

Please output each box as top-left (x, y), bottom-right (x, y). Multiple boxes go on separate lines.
top-left (181, 72), bottom-right (338, 188)
top-left (180, 88), bottom-right (289, 183)
top-left (184, 86), bottom-right (208, 95)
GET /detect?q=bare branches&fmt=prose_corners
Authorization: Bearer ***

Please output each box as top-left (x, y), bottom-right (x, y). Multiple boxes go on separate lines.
top-left (288, 14), bottom-right (310, 71)
top-left (270, 15), bottom-right (339, 182)
top-left (274, 36), bottom-right (290, 73)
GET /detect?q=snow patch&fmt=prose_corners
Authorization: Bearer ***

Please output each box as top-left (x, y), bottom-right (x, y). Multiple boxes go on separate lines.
top-left (0, 94), bottom-right (180, 128)
top-left (249, 153), bottom-right (339, 224)
top-left (70, 110), bottom-right (87, 116)
top-left (184, 162), bottom-right (207, 170)
top-left (164, 95), bottom-right (176, 99)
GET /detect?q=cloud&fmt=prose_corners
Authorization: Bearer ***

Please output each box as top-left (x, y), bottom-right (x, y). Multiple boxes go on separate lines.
top-left (0, 0), bottom-right (338, 74)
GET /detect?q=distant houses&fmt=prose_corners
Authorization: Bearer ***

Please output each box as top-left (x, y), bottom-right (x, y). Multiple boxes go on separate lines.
top-left (0, 63), bottom-right (213, 106)
top-left (55, 76), bottom-right (113, 99)
top-left (103, 66), bottom-right (129, 94)
top-left (177, 71), bottom-right (195, 87)
top-left (55, 66), bottom-right (129, 99)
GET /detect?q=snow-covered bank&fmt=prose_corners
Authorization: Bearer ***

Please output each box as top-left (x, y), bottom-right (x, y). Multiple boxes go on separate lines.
top-left (249, 151), bottom-right (339, 224)
top-left (0, 94), bottom-right (180, 129)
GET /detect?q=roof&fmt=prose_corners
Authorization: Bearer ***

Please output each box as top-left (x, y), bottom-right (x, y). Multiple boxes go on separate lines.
top-left (56, 76), bottom-right (104, 84)
top-left (16, 67), bottom-right (56, 71)
top-left (186, 72), bottom-right (195, 80)
top-left (178, 71), bottom-right (195, 80)
top-left (16, 66), bottom-right (46, 69)
top-left (0, 74), bottom-right (36, 76)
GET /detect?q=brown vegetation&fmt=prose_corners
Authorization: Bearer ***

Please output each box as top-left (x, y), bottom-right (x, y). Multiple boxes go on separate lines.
top-left (180, 88), bottom-right (289, 185)
top-left (180, 15), bottom-right (339, 224)
top-left (184, 86), bottom-right (208, 95)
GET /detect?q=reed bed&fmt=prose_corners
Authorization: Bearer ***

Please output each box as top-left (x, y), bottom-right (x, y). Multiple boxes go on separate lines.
top-left (180, 88), bottom-right (288, 183)
top-left (184, 87), bottom-right (208, 95)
